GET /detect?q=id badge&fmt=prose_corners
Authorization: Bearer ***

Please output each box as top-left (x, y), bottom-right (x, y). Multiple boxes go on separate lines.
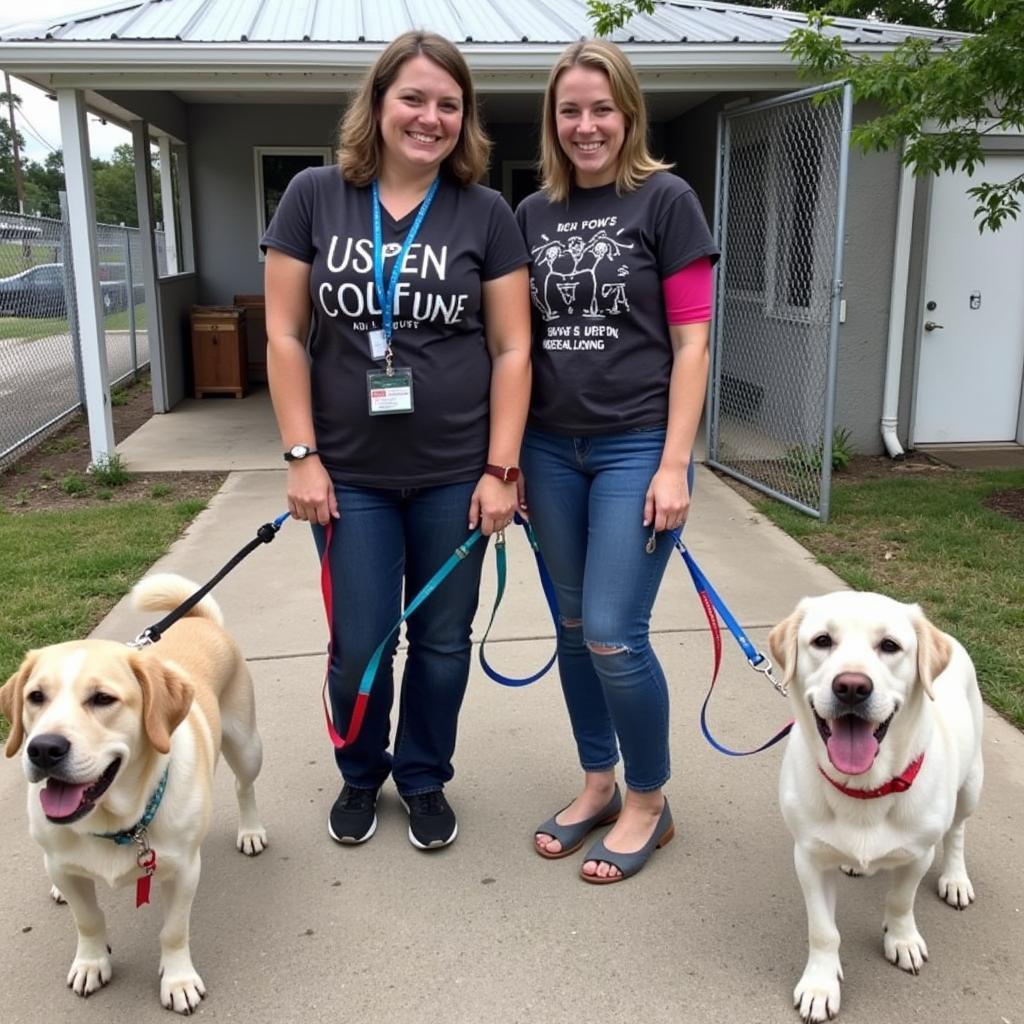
top-left (367, 368), bottom-right (414, 416)
top-left (368, 329), bottom-right (388, 361)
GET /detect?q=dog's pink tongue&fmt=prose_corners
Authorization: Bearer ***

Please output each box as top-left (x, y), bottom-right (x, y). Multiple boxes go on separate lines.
top-left (826, 716), bottom-right (879, 775)
top-left (40, 779), bottom-right (89, 819)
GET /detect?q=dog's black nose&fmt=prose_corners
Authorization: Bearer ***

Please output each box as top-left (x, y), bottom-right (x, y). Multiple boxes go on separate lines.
top-left (832, 672), bottom-right (873, 706)
top-left (26, 733), bottom-right (71, 769)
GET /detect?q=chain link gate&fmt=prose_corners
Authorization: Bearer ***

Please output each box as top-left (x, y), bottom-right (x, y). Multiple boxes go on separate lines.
top-left (707, 83), bottom-right (852, 520)
top-left (0, 207), bottom-right (158, 470)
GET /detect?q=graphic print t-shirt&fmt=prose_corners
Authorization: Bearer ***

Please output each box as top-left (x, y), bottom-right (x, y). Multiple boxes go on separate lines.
top-left (261, 165), bottom-right (528, 487)
top-left (515, 172), bottom-right (719, 435)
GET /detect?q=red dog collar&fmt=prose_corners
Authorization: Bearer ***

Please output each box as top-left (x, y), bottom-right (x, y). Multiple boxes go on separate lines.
top-left (819, 752), bottom-right (925, 800)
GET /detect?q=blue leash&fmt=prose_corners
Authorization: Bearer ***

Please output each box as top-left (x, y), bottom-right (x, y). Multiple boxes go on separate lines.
top-left (477, 515), bottom-right (560, 686)
top-left (672, 537), bottom-right (793, 756)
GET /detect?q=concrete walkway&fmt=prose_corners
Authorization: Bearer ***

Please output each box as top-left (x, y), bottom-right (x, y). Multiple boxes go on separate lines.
top-left (1, 390), bottom-right (1022, 1024)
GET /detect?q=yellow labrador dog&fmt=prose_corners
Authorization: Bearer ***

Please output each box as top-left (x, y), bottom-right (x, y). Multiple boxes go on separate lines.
top-left (0, 573), bottom-right (266, 1014)
top-left (768, 592), bottom-right (983, 1023)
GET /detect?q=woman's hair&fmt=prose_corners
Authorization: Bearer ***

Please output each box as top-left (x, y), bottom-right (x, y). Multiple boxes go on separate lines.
top-left (337, 30), bottom-right (491, 187)
top-left (539, 39), bottom-right (671, 202)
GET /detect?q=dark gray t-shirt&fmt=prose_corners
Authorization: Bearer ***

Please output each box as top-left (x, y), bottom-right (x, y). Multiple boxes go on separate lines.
top-left (515, 172), bottom-right (719, 435)
top-left (261, 165), bottom-right (528, 487)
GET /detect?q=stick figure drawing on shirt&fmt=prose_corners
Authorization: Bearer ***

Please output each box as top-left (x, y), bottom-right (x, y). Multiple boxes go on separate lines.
top-left (529, 229), bottom-right (634, 321)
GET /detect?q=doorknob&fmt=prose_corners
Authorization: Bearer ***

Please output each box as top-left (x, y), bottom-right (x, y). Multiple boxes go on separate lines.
top-left (924, 320), bottom-right (944, 331)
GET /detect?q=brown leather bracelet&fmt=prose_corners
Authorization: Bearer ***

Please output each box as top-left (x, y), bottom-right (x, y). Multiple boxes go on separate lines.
top-left (483, 464), bottom-right (520, 483)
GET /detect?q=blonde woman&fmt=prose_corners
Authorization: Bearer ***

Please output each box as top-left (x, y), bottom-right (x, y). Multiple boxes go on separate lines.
top-left (263, 31), bottom-right (531, 851)
top-left (516, 40), bottom-right (718, 883)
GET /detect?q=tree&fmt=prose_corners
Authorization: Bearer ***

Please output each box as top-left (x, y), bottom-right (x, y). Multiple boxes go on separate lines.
top-left (787, 0), bottom-right (1023, 230)
top-left (587, 0), bottom-right (1023, 231)
top-left (0, 93), bottom-right (28, 214)
top-left (23, 150), bottom-right (65, 219)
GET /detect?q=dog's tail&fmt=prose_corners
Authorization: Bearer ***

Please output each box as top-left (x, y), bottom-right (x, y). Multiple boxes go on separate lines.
top-left (131, 573), bottom-right (224, 627)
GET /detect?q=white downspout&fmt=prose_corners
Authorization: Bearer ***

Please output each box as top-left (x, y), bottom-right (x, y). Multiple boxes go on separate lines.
top-left (880, 155), bottom-right (917, 459)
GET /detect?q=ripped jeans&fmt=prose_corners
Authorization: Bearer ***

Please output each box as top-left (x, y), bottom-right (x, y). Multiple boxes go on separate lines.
top-left (521, 426), bottom-right (694, 792)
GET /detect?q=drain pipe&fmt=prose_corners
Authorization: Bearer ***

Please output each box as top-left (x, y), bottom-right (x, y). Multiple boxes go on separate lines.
top-left (880, 156), bottom-right (917, 459)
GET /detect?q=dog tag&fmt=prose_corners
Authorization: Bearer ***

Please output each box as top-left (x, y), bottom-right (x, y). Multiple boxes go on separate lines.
top-left (136, 848), bottom-right (157, 908)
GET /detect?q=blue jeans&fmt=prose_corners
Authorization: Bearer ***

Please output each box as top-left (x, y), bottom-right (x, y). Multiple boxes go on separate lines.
top-left (521, 427), bottom-right (694, 792)
top-left (312, 480), bottom-right (486, 796)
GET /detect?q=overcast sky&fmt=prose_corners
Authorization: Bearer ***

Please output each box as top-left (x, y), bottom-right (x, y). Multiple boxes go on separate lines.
top-left (2, 1), bottom-right (133, 163)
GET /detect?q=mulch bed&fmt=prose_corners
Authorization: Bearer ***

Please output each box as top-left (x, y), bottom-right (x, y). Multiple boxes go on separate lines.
top-left (982, 488), bottom-right (1024, 522)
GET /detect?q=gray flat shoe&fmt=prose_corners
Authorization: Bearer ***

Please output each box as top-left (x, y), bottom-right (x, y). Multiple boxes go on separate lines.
top-left (580, 799), bottom-right (674, 884)
top-left (534, 784), bottom-right (622, 860)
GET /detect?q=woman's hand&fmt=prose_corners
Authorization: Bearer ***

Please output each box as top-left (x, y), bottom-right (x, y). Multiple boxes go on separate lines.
top-left (287, 458), bottom-right (338, 525)
top-left (643, 464), bottom-right (691, 533)
top-left (469, 474), bottom-right (517, 536)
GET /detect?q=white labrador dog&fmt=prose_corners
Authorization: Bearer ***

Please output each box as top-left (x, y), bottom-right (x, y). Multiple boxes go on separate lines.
top-left (0, 574), bottom-right (266, 1014)
top-left (768, 591), bottom-right (983, 1023)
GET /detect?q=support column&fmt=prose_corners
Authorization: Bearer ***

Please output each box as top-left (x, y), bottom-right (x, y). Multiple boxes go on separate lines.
top-left (131, 119), bottom-right (168, 412)
top-left (56, 88), bottom-right (114, 466)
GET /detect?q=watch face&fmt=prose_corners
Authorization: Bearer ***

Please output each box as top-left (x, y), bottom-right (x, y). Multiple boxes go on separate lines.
top-left (289, 445), bottom-right (308, 459)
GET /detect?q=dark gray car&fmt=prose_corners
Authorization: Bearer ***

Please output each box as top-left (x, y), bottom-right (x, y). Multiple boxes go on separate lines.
top-left (0, 263), bottom-right (144, 317)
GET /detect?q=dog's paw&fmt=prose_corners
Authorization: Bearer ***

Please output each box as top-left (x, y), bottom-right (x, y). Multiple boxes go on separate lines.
top-left (67, 952), bottom-right (112, 996)
top-left (50, 885), bottom-right (67, 904)
top-left (794, 966), bottom-right (841, 1022)
top-left (160, 969), bottom-right (206, 1015)
top-left (937, 872), bottom-right (974, 910)
top-left (883, 925), bottom-right (928, 974)
top-left (839, 865), bottom-right (863, 878)
top-left (237, 827), bottom-right (267, 856)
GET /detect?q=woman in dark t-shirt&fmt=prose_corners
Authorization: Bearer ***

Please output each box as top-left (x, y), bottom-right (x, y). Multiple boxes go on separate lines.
top-left (262, 31), bottom-right (530, 851)
top-left (516, 39), bottom-right (719, 883)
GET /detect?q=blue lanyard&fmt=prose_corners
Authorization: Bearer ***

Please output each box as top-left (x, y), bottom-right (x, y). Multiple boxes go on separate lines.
top-left (371, 177), bottom-right (440, 343)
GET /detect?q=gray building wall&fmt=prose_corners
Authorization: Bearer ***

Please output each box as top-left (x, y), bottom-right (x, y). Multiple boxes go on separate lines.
top-left (189, 103), bottom-right (342, 304)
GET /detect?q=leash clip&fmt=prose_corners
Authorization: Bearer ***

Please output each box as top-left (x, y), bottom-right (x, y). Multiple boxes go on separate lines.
top-left (126, 628), bottom-right (155, 650)
top-left (750, 656), bottom-right (786, 697)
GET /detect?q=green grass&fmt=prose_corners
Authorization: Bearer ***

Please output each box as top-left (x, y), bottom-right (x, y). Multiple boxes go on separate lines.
top-left (753, 469), bottom-right (1024, 729)
top-left (0, 498), bottom-right (210, 741)
top-left (0, 303), bottom-right (146, 342)
top-left (0, 314), bottom-right (70, 341)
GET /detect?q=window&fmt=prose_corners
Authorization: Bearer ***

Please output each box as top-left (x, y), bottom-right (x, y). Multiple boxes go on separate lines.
top-left (253, 147), bottom-right (332, 260)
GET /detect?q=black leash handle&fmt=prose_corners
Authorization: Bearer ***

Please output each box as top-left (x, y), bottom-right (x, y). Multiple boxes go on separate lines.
top-left (128, 514), bottom-right (290, 648)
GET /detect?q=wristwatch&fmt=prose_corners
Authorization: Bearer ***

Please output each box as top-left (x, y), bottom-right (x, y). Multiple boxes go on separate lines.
top-left (483, 463), bottom-right (520, 483)
top-left (283, 444), bottom-right (319, 462)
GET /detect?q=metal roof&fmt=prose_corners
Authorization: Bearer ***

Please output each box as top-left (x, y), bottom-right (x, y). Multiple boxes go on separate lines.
top-left (0, 0), bottom-right (964, 46)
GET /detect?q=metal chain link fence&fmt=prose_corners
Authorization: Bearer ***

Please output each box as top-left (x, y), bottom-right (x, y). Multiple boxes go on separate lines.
top-left (708, 84), bottom-right (852, 520)
top-left (0, 207), bottom-right (164, 469)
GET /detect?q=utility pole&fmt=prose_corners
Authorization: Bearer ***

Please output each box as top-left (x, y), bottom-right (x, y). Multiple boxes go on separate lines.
top-left (3, 71), bottom-right (27, 213)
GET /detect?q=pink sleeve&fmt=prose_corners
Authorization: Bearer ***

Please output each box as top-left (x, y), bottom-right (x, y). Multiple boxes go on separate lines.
top-left (661, 257), bottom-right (713, 325)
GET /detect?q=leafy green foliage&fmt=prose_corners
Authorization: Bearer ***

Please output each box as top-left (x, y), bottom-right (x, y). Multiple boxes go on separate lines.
top-left (787, 0), bottom-right (1024, 231)
top-left (89, 453), bottom-right (132, 487)
top-left (587, 0), bottom-right (655, 36)
top-left (784, 427), bottom-right (855, 477)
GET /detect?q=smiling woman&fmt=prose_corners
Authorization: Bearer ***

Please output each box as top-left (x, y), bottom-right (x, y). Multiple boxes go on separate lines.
top-left (260, 30), bottom-right (531, 854)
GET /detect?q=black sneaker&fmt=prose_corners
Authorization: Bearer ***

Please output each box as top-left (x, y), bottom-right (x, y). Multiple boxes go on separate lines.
top-left (328, 784), bottom-right (379, 844)
top-left (401, 790), bottom-right (457, 849)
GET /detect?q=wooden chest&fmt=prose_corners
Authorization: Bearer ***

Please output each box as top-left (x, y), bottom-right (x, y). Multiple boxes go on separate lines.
top-left (190, 306), bottom-right (248, 399)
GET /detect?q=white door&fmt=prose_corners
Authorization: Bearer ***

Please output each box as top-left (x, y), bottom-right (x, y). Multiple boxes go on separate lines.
top-left (912, 153), bottom-right (1024, 443)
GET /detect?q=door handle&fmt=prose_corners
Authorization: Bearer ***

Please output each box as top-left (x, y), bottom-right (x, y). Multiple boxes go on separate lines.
top-left (924, 320), bottom-right (944, 332)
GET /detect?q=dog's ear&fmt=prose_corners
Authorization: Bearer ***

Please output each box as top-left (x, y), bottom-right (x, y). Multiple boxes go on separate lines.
top-left (130, 655), bottom-right (195, 754)
top-left (768, 601), bottom-right (806, 689)
top-left (910, 605), bottom-right (951, 701)
top-left (0, 651), bottom-right (39, 757)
